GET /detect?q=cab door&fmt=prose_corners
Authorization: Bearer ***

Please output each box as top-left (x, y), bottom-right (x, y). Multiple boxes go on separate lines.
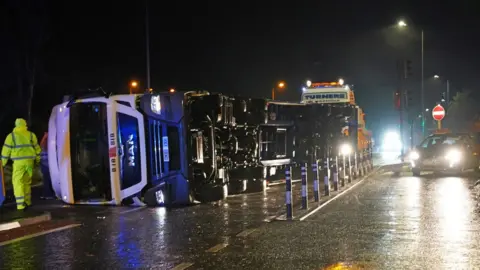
top-left (110, 101), bottom-right (147, 204)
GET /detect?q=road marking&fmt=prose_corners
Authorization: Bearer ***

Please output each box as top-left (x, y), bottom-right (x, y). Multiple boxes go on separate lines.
top-left (299, 168), bottom-right (381, 221)
top-left (0, 222), bottom-right (21, 232)
top-left (118, 206), bottom-right (147, 215)
top-left (206, 243), bottom-right (229, 252)
top-left (171, 262), bottom-right (194, 270)
top-left (236, 228), bottom-right (257, 237)
top-left (0, 223), bottom-right (81, 247)
top-left (267, 179), bottom-right (301, 186)
top-left (354, 194), bottom-right (364, 206)
top-left (264, 215), bottom-right (277, 222)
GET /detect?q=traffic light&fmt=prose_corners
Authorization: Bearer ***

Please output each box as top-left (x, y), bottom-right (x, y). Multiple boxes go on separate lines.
top-left (404, 60), bottom-right (413, 79)
top-left (441, 92), bottom-right (446, 102)
top-left (394, 91), bottom-right (401, 110)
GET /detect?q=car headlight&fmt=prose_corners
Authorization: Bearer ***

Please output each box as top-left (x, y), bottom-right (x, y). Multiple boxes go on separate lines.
top-left (340, 143), bottom-right (352, 156)
top-left (409, 151), bottom-right (420, 160)
top-left (445, 149), bottom-right (462, 162)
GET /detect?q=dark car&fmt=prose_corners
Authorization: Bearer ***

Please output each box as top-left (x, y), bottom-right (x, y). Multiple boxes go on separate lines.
top-left (408, 133), bottom-right (479, 176)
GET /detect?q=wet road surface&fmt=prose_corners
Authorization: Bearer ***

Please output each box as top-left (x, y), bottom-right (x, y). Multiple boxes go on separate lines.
top-left (0, 180), bottom-right (308, 269)
top-left (6, 162), bottom-right (479, 269)
top-left (193, 172), bottom-right (480, 269)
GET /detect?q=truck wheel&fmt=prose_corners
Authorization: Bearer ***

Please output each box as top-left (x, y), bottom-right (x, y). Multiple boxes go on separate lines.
top-left (228, 179), bottom-right (247, 194)
top-left (412, 168), bottom-right (421, 177)
top-left (247, 178), bottom-right (267, 193)
top-left (196, 184), bottom-right (228, 203)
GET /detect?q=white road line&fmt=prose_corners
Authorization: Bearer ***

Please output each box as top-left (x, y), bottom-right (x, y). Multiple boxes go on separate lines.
top-left (299, 179), bottom-right (366, 221)
top-left (206, 243), bottom-right (229, 253)
top-left (170, 262), bottom-right (194, 270)
top-left (264, 215), bottom-right (277, 222)
top-left (268, 179), bottom-right (301, 186)
top-left (0, 222), bottom-right (21, 232)
top-left (0, 223), bottom-right (82, 247)
top-left (299, 168), bottom-right (381, 221)
top-left (236, 228), bottom-right (257, 237)
top-left (117, 206), bottom-right (147, 215)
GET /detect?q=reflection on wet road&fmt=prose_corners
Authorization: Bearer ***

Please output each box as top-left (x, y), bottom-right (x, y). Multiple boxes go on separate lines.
top-left (196, 173), bottom-right (480, 269)
top-left (0, 183), bottom-right (298, 269)
top-left (3, 171), bottom-right (480, 269)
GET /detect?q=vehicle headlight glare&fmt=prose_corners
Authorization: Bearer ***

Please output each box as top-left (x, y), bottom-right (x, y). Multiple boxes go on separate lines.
top-left (340, 143), bottom-right (352, 156)
top-left (445, 149), bottom-right (462, 162)
top-left (409, 151), bottom-right (420, 160)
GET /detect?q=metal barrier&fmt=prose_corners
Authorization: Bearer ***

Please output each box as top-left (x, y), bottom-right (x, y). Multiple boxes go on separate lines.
top-left (0, 161), bottom-right (4, 206)
top-left (284, 150), bottom-right (373, 220)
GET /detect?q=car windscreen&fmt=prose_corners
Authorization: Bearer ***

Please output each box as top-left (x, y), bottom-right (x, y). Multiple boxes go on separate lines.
top-left (419, 135), bottom-right (465, 149)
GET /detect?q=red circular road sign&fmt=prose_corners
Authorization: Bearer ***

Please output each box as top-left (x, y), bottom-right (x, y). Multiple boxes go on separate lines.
top-left (432, 104), bottom-right (445, 121)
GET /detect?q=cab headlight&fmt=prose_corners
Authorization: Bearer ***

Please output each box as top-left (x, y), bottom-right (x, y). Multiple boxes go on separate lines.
top-left (409, 151), bottom-right (420, 160)
top-left (445, 149), bottom-right (462, 162)
top-left (340, 143), bottom-right (352, 156)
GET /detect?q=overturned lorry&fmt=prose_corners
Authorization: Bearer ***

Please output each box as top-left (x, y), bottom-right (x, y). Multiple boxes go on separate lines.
top-left (48, 83), bottom-right (371, 206)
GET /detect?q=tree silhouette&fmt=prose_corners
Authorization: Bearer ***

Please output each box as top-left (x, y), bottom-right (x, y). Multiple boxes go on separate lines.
top-left (0, 0), bottom-right (49, 125)
top-left (444, 90), bottom-right (478, 132)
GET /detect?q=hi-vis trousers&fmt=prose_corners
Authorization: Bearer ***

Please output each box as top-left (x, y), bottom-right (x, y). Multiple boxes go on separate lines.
top-left (12, 160), bottom-right (34, 210)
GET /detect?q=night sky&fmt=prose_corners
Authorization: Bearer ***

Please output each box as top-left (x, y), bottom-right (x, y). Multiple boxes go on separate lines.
top-left (1, 1), bottom-right (479, 137)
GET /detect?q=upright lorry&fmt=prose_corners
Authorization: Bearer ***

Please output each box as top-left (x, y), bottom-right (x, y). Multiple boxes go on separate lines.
top-left (300, 81), bottom-right (372, 155)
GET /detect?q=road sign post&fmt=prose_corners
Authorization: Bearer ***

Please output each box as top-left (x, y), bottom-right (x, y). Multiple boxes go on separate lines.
top-left (432, 104), bottom-right (445, 131)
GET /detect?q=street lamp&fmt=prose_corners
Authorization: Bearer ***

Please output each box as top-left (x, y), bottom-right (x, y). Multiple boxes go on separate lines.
top-left (130, 80), bottom-right (138, 94)
top-left (306, 80), bottom-right (312, 87)
top-left (396, 18), bottom-right (425, 136)
top-left (272, 81), bottom-right (286, 100)
top-left (169, 88), bottom-right (175, 93)
top-left (397, 20), bottom-right (407, 27)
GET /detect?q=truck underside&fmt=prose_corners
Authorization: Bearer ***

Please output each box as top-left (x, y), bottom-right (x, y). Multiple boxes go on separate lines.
top-left (48, 90), bottom-right (371, 206)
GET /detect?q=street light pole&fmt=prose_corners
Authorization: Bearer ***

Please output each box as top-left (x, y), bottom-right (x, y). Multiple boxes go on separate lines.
top-left (446, 79), bottom-right (450, 106)
top-left (272, 82), bottom-right (285, 100)
top-left (145, 0), bottom-right (151, 91)
top-left (421, 30), bottom-right (424, 136)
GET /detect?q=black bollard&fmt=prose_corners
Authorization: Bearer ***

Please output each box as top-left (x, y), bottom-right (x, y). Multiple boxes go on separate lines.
top-left (312, 161), bottom-right (320, 202)
top-left (324, 158), bottom-right (330, 196)
top-left (332, 156), bottom-right (339, 191)
top-left (348, 154), bottom-right (352, 183)
top-left (301, 163), bottom-right (308, 209)
top-left (360, 152), bottom-right (365, 176)
top-left (285, 166), bottom-right (293, 220)
top-left (370, 151), bottom-right (373, 170)
top-left (354, 152), bottom-right (358, 179)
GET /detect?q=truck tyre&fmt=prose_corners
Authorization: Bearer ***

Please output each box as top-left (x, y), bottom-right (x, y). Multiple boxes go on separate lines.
top-left (412, 168), bottom-right (421, 177)
top-left (247, 178), bottom-right (267, 193)
top-left (228, 179), bottom-right (247, 194)
top-left (196, 184), bottom-right (228, 203)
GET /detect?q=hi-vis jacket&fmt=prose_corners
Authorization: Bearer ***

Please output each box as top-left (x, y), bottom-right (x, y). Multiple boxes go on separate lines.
top-left (1, 126), bottom-right (41, 166)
